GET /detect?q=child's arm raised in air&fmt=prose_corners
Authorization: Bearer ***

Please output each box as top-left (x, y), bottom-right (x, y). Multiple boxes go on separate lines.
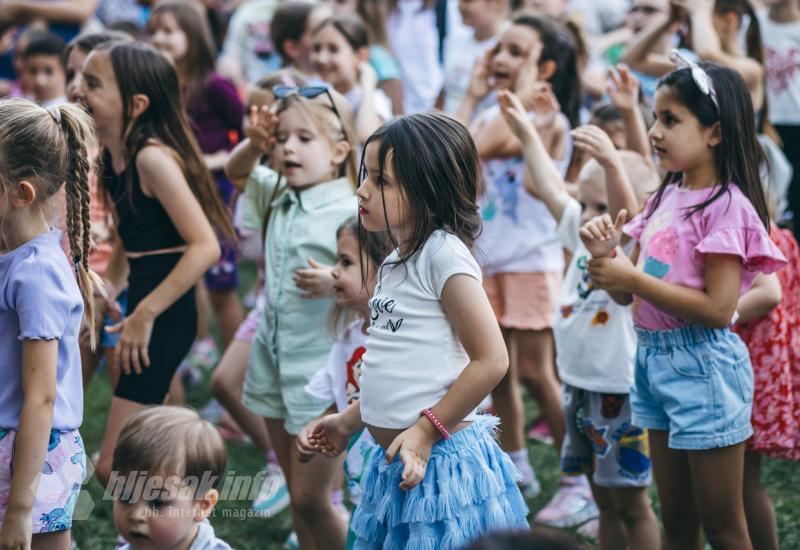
top-left (607, 65), bottom-right (652, 160)
top-left (355, 62), bottom-right (385, 145)
top-left (383, 274), bottom-right (508, 490)
top-left (107, 146), bottom-right (221, 375)
top-left (0, 340), bottom-right (58, 548)
top-left (620, 5), bottom-right (683, 77)
top-left (735, 272), bottom-right (782, 323)
top-left (572, 124), bottom-right (639, 221)
top-left (497, 90), bottom-right (569, 221)
top-left (225, 105), bottom-right (277, 191)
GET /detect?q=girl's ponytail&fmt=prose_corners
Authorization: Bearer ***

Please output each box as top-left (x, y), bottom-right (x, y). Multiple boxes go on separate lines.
top-left (55, 104), bottom-right (103, 349)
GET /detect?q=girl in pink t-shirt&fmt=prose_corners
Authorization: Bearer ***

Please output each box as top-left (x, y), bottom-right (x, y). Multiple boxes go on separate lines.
top-left (580, 58), bottom-right (786, 548)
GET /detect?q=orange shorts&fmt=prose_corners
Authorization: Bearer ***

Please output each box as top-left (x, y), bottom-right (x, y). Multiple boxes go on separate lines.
top-left (484, 271), bottom-right (562, 331)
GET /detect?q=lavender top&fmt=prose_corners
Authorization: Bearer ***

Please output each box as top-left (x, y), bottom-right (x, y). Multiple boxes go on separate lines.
top-left (0, 230), bottom-right (84, 430)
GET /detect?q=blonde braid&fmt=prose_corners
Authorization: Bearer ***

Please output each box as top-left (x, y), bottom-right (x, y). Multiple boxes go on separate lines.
top-left (56, 104), bottom-right (104, 350)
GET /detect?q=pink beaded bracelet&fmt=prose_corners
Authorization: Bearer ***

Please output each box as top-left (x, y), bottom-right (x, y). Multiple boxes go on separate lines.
top-left (421, 408), bottom-right (451, 440)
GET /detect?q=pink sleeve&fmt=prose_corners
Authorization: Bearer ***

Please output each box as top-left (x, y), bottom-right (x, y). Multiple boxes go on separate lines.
top-left (693, 191), bottom-right (787, 274)
top-left (694, 227), bottom-right (787, 274)
top-left (623, 212), bottom-right (646, 242)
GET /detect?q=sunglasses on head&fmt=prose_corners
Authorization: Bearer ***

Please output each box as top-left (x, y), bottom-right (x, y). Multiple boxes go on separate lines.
top-left (669, 49), bottom-right (719, 111)
top-left (628, 5), bottom-right (663, 15)
top-left (272, 85), bottom-right (348, 139)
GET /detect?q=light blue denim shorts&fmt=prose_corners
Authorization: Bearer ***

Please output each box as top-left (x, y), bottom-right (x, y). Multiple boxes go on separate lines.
top-left (631, 326), bottom-right (753, 450)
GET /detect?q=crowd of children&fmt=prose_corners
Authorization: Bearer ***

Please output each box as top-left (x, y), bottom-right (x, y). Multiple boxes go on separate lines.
top-left (0, 0), bottom-right (798, 549)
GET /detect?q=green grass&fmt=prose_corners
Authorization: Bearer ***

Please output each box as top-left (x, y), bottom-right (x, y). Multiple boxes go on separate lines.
top-left (70, 262), bottom-right (800, 549)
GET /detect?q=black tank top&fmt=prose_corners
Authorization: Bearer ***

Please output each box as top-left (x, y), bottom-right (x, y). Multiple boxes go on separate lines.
top-left (101, 149), bottom-right (185, 253)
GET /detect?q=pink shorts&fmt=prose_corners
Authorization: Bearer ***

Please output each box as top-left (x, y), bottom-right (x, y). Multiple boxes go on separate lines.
top-left (0, 429), bottom-right (86, 533)
top-left (484, 271), bottom-right (562, 331)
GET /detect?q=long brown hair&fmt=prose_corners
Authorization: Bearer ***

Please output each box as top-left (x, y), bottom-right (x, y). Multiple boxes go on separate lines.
top-left (99, 41), bottom-right (235, 240)
top-left (0, 99), bottom-right (102, 347)
top-left (147, 0), bottom-right (217, 102)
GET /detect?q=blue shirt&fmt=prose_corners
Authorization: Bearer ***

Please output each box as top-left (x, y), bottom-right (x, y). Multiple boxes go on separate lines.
top-left (0, 230), bottom-right (84, 430)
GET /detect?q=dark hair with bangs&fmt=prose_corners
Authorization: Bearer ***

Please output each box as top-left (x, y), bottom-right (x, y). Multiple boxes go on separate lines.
top-left (646, 62), bottom-right (770, 230)
top-left (358, 112), bottom-right (482, 268)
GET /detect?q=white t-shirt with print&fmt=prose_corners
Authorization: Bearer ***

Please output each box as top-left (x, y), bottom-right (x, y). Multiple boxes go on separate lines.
top-left (304, 319), bottom-right (376, 506)
top-left (360, 231), bottom-right (481, 429)
top-left (553, 198), bottom-right (636, 394)
top-left (758, 11), bottom-right (800, 125)
top-left (476, 106), bottom-right (568, 274)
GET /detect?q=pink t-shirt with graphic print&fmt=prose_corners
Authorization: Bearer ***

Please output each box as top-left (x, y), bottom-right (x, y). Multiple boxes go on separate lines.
top-left (623, 183), bottom-right (787, 330)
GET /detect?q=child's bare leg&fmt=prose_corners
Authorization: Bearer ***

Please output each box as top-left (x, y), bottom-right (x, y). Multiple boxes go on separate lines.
top-left (490, 328), bottom-right (526, 453)
top-left (516, 328), bottom-right (564, 450)
top-left (32, 529), bottom-right (70, 550)
top-left (209, 288), bottom-right (245, 351)
top-left (608, 486), bottom-right (660, 550)
top-left (589, 482), bottom-right (628, 549)
top-left (649, 430), bottom-right (702, 550)
top-left (689, 442), bottom-right (752, 550)
top-left (743, 451), bottom-right (778, 550)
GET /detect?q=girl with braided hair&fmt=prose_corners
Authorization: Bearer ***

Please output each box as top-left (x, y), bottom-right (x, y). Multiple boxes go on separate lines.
top-left (0, 98), bottom-right (100, 549)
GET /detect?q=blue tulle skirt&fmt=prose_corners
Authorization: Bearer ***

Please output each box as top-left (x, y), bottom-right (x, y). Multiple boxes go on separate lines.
top-left (351, 415), bottom-right (530, 549)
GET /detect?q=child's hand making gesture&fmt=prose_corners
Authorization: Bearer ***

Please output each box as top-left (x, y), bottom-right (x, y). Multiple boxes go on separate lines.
top-left (571, 124), bottom-right (621, 169)
top-left (244, 104), bottom-right (278, 155)
top-left (580, 210), bottom-right (628, 259)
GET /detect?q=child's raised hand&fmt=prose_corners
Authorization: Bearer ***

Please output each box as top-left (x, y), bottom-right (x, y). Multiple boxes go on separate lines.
top-left (466, 50), bottom-right (492, 101)
top-left (571, 125), bottom-right (620, 168)
top-left (308, 413), bottom-right (352, 458)
top-left (244, 105), bottom-right (278, 154)
top-left (579, 210), bottom-right (627, 258)
top-left (293, 257), bottom-right (334, 299)
top-left (359, 61), bottom-right (378, 91)
top-left (497, 90), bottom-right (536, 142)
top-left (385, 421), bottom-right (437, 491)
top-left (606, 64), bottom-right (639, 113)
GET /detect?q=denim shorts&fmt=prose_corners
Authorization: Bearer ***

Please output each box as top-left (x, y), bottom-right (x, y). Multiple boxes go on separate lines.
top-left (632, 326), bottom-right (754, 450)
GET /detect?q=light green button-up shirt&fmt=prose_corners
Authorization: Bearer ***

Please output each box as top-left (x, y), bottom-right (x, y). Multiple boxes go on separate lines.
top-left (241, 166), bottom-right (357, 370)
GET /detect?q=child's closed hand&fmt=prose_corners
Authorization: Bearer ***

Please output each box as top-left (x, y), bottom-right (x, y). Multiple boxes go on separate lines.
top-left (385, 420), bottom-right (437, 491)
top-left (606, 64), bottom-right (639, 113)
top-left (293, 257), bottom-right (334, 299)
top-left (297, 417), bottom-right (322, 463)
top-left (497, 90), bottom-right (536, 142)
top-left (106, 308), bottom-right (155, 376)
top-left (587, 252), bottom-right (637, 292)
top-left (359, 61), bottom-right (378, 91)
top-left (244, 105), bottom-right (278, 155)
top-left (571, 125), bottom-right (620, 168)
top-left (308, 413), bottom-right (352, 458)
top-left (0, 507), bottom-right (32, 550)
top-left (579, 210), bottom-right (627, 258)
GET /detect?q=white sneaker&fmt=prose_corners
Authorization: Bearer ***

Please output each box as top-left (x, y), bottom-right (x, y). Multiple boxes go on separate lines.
top-left (534, 483), bottom-right (599, 528)
top-left (251, 462), bottom-right (290, 518)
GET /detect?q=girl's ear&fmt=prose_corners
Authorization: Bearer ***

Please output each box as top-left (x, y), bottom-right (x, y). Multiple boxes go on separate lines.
top-left (356, 47), bottom-right (370, 64)
top-left (12, 181), bottom-right (37, 208)
top-left (331, 140), bottom-right (352, 167)
top-left (538, 60), bottom-right (557, 82)
top-left (707, 122), bottom-right (722, 148)
top-left (130, 93), bottom-right (150, 119)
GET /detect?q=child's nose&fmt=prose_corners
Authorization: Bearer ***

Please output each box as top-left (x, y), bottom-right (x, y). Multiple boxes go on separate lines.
top-left (127, 501), bottom-right (148, 523)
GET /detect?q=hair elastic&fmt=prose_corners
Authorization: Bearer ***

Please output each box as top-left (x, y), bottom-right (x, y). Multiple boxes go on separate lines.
top-left (46, 104), bottom-right (62, 125)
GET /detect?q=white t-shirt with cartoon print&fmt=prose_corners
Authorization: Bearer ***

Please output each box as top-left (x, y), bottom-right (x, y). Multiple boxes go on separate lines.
top-left (553, 198), bottom-right (636, 394)
top-left (360, 230), bottom-right (482, 429)
top-left (305, 319), bottom-right (376, 506)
